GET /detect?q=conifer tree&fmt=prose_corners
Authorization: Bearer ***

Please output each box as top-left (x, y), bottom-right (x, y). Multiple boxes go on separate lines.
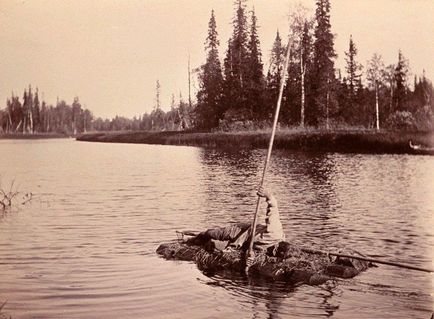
top-left (343, 35), bottom-right (363, 123)
top-left (266, 31), bottom-right (284, 120)
top-left (196, 9), bottom-right (224, 129)
top-left (33, 88), bottom-right (40, 132)
top-left (312, 0), bottom-right (336, 128)
top-left (72, 97), bottom-right (81, 135)
top-left (300, 21), bottom-right (314, 127)
top-left (155, 80), bottom-right (161, 111)
top-left (267, 32), bottom-right (284, 95)
top-left (345, 35), bottom-right (363, 98)
top-left (246, 8), bottom-right (265, 119)
top-left (384, 64), bottom-right (396, 117)
top-left (222, 0), bottom-right (249, 116)
top-left (394, 50), bottom-right (409, 111)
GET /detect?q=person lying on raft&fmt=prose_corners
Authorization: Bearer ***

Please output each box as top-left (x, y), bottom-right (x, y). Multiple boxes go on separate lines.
top-left (186, 187), bottom-right (285, 256)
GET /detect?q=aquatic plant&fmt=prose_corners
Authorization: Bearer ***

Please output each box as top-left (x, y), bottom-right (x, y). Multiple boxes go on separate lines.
top-left (0, 178), bottom-right (32, 212)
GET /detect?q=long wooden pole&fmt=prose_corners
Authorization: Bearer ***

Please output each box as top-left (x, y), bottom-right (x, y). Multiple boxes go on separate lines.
top-left (301, 248), bottom-right (434, 273)
top-left (179, 230), bottom-right (433, 273)
top-left (246, 41), bottom-right (291, 268)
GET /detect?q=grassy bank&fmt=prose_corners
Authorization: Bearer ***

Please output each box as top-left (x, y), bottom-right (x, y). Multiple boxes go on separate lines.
top-left (0, 133), bottom-right (69, 139)
top-left (76, 129), bottom-right (434, 154)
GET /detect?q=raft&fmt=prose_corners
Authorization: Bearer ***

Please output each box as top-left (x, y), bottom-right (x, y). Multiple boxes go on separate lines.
top-left (156, 237), bottom-right (371, 286)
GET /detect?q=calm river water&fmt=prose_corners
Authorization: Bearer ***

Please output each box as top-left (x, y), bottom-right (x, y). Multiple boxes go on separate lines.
top-left (0, 138), bottom-right (433, 319)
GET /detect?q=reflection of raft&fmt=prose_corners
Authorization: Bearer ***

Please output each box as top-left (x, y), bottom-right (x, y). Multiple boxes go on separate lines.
top-left (156, 238), bottom-right (371, 286)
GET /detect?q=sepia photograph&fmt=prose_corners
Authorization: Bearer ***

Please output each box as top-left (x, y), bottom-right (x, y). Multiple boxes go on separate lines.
top-left (0, 0), bottom-right (433, 318)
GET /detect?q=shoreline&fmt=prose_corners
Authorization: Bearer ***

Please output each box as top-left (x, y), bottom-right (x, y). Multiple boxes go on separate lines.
top-left (76, 130), bottom-right (434, 155)
top-left (0, 133), bottom-right (70, 140)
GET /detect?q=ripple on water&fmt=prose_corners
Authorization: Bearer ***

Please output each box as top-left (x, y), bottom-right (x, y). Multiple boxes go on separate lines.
top-left (0, 141), bottom-right (433, 319)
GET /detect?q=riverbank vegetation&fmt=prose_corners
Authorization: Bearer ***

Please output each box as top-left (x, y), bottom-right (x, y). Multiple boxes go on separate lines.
top-left (2, 0), bottom-right (433, 136)
top-left (77, 129), bottom-right (433, 154)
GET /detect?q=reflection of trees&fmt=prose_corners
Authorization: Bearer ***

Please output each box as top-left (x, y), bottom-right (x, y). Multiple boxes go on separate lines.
top-left (196, 148), bottom-right (343, 243)
top-left (267, 151), bottom-right (341, 243)
top-left (281, 151), bottom-right (338, 210)
top-left (197, 148), bottom-right (264, 222)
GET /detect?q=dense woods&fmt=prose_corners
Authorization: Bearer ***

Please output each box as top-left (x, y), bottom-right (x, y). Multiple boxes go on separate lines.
top-left (1, 0), bottom-right (433, 134)
top-left (194, 0), bottom-right (434, 131)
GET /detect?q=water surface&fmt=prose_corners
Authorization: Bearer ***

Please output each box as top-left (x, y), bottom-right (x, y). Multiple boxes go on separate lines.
top-left (0, 139), bottom-right (433, 318)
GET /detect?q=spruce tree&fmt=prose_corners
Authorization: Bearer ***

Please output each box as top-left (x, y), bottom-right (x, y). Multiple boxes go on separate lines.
top-left (222, 0), bottom-right (249, 117)
top-left (343, 35), bottom-right (363, 123)
top-left (312, 0), bottom-right (336, 128)
top-left (394, 50), bottom-right (409, 111)
top-left (33, 88), bottom-right (41, 132)
top-left (246, 8), bottom-right (265, 119)
top-left (345, 35), bottom-right (362, 98)
top-left (300, 21), bottom-right (314, 127)
top-left (266, 31), bottom-right (284, 119)
top-left (196, 9), bottom-right (224, 129)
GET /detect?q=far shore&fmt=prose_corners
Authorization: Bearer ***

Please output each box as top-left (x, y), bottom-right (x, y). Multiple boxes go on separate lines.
top-left (76, 129), bottom-right (434, 155)
top-left (0, 133), bottom-right (70, 140)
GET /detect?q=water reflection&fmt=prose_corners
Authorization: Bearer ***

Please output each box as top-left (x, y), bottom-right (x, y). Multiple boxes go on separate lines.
top-left (197, 148), bottom-right (263, 222)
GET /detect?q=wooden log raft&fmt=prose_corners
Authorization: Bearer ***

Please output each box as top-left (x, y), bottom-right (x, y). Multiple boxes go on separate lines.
top-left (156, 240), bottom-right (371, 286)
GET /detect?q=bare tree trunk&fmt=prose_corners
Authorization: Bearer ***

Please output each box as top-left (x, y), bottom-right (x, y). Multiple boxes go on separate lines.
top-left (326, 77), bottom-right (330, 130)
top-left (29, 110), bottom-right (33, 134)
top-left (375, 83), bottom-right (380, 131)
top-left (188, 54), bottom-right (192, 108)
top-left (300, 49), bottom-right (305, 128)
top-left (7, 111), bottom-right (12, 133)
top-left (83, 112), bottom-right (87, 133)
top-left (15, 120), bottom-right (22, 132)
top-left (389, 86), bottom-right (393, 115)
top-left (23, 116), bottom-right (26, 134)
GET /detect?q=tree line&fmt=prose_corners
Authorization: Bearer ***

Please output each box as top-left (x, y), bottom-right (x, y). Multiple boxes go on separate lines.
top-left (2, 0), bottom-right (433, 133)
top-left (0, 85), bottom-right (93, 135)
top-left (195, 0), bottom-right (434, 131)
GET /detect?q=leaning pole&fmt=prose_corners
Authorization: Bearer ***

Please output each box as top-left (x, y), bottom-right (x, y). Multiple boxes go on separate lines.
top-left (245, 40), bottom-right (292, 272)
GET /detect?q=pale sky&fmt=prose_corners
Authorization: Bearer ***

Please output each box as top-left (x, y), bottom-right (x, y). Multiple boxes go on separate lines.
top-left (1, 0), bottom-right (433, 119)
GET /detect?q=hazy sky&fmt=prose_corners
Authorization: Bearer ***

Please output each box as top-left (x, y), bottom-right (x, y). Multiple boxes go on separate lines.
top-left (1, 0), bottom-right (433, 119)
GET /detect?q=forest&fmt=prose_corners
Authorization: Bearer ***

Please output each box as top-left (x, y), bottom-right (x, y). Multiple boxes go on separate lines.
top-left (1, 0), bottom-right (433, 135)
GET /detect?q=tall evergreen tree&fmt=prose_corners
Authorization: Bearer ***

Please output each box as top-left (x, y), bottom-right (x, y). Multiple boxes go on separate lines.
top-left (311, 0), bottom-right (337, 128)
top-left (155, 80), bottom-right (161, 111)
top-left (394, 50), bottom-right (409, 112)
top-left (33, 88), bottom-right (41, 132)
top-left (299, 21), bottom-right (314, 127)
top-left (221, 0), bottom-right (249, 116)
top-left (343, 35), bottom-right (363, 123)
top-left (345, 35), bottom-right (362, 98)
top-left (246, 8), bottom-right (265, 119)
top-left (266, 31), bottom-right (285, 120)
top-left (384, 63), bottom-right (396, 117)
top-left (196, 9), bottom-right (224, 129)
top-left (71, 97), bottom-right (81, 135)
